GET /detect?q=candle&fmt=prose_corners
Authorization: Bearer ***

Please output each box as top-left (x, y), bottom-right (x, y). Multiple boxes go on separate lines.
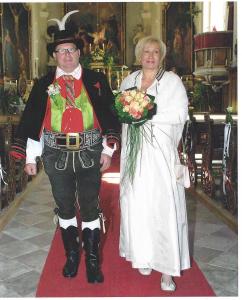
top-left (102, 43), bottom-right (105, 51)
top-left (116, 71), bottom-right (119, 80)
top-left (35, 57), bottom-right (39, 78)
top-left (89, 43), bottom-right (92, 52)
top-left (117, 78), bottom-right (120, 89)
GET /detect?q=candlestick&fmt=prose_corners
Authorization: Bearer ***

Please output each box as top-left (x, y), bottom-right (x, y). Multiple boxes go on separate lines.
top-left (117, 78), bottom-right (120, 89)
top-left (35, 57), bottom-right (39, 78)
top-left (108, 67), bottom-right (112, 89)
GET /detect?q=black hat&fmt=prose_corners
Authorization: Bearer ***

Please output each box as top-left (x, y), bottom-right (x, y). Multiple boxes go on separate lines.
top-left (47, 10), bottom-right (83, 57)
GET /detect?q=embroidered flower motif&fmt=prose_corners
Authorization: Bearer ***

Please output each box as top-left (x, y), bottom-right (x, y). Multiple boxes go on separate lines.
top-left (94, 81), bottom-right (101, 95)
top-left (47, 82), bottom-right (61, 96)
top-left (94, 81), bottom-right (101, 89)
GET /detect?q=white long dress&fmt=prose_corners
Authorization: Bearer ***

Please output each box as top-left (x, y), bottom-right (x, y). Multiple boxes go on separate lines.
top-left (119, 70), bottom-right (190, 276)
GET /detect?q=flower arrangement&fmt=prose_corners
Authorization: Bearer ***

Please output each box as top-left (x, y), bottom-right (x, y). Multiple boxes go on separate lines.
top-left (114, 89), bottom-right (156, 126)
top-left (91, 46), bottom-right (105, 62)
top-left (46, 82), bottom-right (64, 109)
top-left (225, 106), bottom-right (233, 124)
top-left (0, 87), bottom-right (22, 115)
top-left (47, 82), bottom-right (61, 96)
top-left (113, 88), bottom-right (156, 183)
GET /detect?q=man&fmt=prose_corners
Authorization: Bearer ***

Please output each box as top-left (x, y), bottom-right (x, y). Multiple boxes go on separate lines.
top-left (10, 11), bottom-right (120, 284)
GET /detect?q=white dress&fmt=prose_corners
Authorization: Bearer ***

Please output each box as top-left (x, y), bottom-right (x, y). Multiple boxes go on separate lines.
top-left (119, 70), bottom-right (191, 276)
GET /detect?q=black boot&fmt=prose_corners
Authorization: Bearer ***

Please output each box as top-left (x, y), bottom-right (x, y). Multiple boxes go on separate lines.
top-left (82, 228), bottom-right (104, 283)
top-left (60, 226), bottom-right (80, 278)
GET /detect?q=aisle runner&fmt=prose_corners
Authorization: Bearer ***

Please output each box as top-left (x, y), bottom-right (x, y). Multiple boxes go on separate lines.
top-left (36, 157), bottom-right (215, 297)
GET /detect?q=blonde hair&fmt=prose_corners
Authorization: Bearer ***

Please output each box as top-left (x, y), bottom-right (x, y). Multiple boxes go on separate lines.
top-left (135, 36), bottom-right (166, 65)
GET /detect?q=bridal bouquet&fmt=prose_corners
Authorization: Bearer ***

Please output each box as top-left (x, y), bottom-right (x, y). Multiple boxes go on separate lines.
top-left (114, 88), bottom-right (156, 126)
top-left (113, 88), bottom-right (156, 183)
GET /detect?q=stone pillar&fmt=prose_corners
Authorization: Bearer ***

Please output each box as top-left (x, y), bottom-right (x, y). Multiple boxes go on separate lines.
top-left (150, 3), bottom-right (162, 39)
top-left (141, 3), bottom-right (151, 36)
top-left (31, 3), bottom-right (40, 78)
top-left (39, 5), bottom-right (49, 77)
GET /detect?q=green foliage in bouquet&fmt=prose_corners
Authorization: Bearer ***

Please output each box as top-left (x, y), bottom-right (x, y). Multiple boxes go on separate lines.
top-left (113, 88), bottom-right (157, 183)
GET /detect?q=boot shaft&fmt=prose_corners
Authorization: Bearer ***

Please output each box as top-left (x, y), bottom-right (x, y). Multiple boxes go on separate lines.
top-left (60, 225), bottom-right (79, 253)
top-left (82, 227), bottom-right (104, 283)
top-left (82, 227), bottom-right (100, 257)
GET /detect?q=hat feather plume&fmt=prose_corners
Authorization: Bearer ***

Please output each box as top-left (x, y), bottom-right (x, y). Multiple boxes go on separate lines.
top-left (48, 10), bottom-right (79, 30)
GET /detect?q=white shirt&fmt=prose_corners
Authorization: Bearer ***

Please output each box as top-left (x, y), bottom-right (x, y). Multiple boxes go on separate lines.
top-left (55, 65), bottom-right (82, 80)
top-left (26, 64), bottom-right (115, 164)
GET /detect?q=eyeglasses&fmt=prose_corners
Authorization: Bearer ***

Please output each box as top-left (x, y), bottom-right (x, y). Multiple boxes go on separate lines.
top-left (55, 47), bottom-right (77, 54)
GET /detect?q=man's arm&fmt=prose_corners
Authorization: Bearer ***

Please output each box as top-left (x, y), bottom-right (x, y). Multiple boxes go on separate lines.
top-left (24, 137), bottom-right (43, 175)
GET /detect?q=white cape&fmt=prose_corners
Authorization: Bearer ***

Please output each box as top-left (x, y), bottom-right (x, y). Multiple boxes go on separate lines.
top-left (119, 70), bottom-right (190, 276)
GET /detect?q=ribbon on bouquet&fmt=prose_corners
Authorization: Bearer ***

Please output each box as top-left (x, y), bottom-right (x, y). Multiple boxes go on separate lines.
top-left (222, 123), bottom-right (231, 195)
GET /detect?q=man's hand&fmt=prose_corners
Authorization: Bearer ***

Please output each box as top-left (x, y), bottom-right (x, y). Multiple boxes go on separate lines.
top-left (24, 163), bottom-right (37, 176)
top-left (100, 153), bottom-right (111, 172)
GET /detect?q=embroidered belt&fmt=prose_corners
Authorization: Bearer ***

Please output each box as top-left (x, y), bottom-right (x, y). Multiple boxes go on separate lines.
top-left (44, 128), bottom-right (102, 151)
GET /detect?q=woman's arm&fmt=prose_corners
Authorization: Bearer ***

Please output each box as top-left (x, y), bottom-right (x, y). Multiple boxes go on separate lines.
top-left (151, 75), bottom-right (188, 125)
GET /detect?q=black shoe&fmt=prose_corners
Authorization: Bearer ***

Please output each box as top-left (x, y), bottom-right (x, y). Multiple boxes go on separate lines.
top-left (63, 250), bottom-right (80, 278)
top-left (60, 226), bottom-right (80, 278)
top-left (82, 228), bottom-right (104, 283)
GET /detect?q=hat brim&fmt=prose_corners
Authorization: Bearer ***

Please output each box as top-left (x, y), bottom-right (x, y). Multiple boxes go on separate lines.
top-left (47, 38), bottom-right (84, 57)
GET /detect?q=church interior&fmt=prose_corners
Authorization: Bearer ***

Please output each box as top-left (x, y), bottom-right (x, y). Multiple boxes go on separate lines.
top-left (0, 1), bottom-right (238, 297)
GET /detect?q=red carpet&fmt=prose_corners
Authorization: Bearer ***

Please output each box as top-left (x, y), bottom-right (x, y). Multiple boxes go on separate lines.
top-left (36, 157), bottom-right (215, 297)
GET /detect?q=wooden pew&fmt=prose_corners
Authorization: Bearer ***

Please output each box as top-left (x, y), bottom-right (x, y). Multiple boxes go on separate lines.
top-left (0, 122), bottom-right (16, 210)
top-left (222, 123), bottom-right (237, 214)
top-left (183, 113), bottom-right (237, 214)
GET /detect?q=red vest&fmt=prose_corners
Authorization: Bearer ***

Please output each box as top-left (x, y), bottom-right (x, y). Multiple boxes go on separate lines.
top-left (43, 76), bottom-right (101, 133)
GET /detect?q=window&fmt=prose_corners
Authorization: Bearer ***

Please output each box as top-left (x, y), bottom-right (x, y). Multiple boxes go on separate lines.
top-left (203, 1), bottom-right (228, 32)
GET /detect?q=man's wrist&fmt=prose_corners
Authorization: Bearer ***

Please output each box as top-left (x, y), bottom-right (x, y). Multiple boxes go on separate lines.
top-left (102, 137), bottom-right (117, 157)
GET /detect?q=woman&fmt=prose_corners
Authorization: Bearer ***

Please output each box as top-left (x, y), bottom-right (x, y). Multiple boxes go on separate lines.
top-left (119, 36), bottom-right (190, 291)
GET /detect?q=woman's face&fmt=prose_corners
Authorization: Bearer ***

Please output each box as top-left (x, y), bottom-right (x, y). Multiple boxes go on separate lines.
top-left (141, 42), bottom-right (161, 70)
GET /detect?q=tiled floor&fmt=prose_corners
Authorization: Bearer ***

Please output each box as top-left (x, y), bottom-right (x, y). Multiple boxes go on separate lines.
top-left (0, 171), bottom-right (238, 297)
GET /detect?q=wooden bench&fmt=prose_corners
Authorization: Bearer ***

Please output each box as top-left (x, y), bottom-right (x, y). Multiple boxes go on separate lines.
top-left (182, 113), bottom-right (237, 214)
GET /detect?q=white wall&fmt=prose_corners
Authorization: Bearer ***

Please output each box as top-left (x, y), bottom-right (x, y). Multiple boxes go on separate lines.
top-left (31, 3), bottom-right (63, 78)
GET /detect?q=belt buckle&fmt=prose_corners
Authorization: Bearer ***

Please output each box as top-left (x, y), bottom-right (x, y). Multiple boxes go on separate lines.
top-left (66, 133), bottom-right (80, 150)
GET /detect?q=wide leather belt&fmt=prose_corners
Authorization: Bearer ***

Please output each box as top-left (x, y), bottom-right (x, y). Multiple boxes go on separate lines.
top-left (44, 129), bottom-right (102, 151)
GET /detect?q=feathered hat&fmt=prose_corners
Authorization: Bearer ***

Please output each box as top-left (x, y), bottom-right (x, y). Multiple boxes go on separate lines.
top-left (47, 10), bottom-right (83, 57)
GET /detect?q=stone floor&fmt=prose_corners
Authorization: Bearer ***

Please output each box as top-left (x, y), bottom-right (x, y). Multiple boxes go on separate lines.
top-left (0, 171), bottom-right (238, 297)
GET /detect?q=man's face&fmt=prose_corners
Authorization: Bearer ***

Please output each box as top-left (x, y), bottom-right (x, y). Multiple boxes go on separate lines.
top-left (53, 42), bottom-right (80, 72)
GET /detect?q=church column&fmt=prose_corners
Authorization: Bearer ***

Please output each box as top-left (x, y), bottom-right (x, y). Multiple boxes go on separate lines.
top-left (31, 3), bottom-right (40, 78)
top-left (39, 4), bottom-right (49, 77)
top-left (150, 3), bottom-right (162, 39)
top-left (141, 3), bottom-right (151, 35)
top-left (231, 2), bottom-right (237, 67)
